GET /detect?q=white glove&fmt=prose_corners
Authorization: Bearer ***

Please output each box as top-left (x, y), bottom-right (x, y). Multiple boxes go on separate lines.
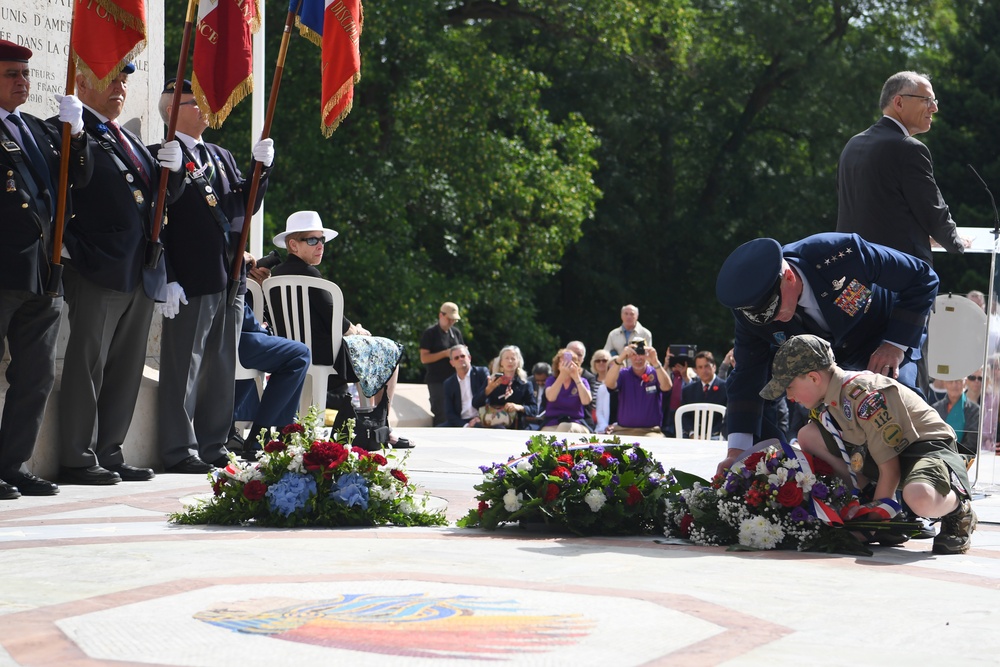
top-left (252, 138), bottom-right (274, 167)
top-left (55, 93), bottom-right (84, 135)
top-left (155, 282), bottom-right (188, 319)
top-left (157, 140), bottom-right (183, 172)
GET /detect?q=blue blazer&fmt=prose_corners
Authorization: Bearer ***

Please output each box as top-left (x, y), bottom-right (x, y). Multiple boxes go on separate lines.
top-left (726, 232), bottom-right (938, 439)
top-left (442, 366), bottom-right (489, 426)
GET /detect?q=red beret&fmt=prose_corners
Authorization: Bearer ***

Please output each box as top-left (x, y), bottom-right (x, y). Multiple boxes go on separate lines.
top-left (0, 39), bottom-right (32, 63)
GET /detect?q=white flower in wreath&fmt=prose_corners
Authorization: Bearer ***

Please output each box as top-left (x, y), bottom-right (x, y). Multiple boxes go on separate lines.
top-left (781, 457), bottom-right (798, 469)
top-left (503, 488), bottom-right (524, 512)
top-left (584, 488), bottom-right (607, 512)
top-left (767, 467), bottom-right (789, 487)
top-left (755, 459), bottom-right (769, 476)
top-left (514, 458), bottom-right (533, 473)
top-left (370, 484), bottom-right (393, 500)
top-left (399, 499), bottom-right (417, 515)
top-left (738, 515), bottom-right (785, 550)
top-left (795, 471), bottom-right (816, 493)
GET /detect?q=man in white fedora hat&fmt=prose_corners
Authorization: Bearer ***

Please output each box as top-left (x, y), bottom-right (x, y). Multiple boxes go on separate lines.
top-left (269, 211), bottom-right (413, 448)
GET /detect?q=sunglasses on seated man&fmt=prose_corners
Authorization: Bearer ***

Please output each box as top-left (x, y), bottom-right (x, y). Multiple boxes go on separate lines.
top-left (295, 236), bottom-right (326, 246)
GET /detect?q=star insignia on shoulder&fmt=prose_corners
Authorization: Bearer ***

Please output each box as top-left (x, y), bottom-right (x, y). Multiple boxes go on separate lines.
top-left (845, 248), bottom-right (853, 254)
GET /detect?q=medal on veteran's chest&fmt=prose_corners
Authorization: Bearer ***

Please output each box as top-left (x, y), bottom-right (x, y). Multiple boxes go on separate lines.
top-left (6, 178), bottom-right (15, 193)
top-left (125, 173), bottom-right (134, 183)
top-left (133, 190), bottom-right (144, 205)
top-left (206, 192), bottom-right (218, 207)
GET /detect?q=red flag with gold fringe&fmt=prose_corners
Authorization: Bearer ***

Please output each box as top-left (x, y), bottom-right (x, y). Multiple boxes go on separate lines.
top-left (191, 0), bottom-right (261, 128)
top-left (293, 0), bottom-right (362, 136)
top-left (72, 0), bottom-right (147, 89)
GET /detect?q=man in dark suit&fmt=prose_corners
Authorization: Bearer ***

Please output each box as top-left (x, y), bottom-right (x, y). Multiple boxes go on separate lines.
top-left (0, 40), bottom-right (92, 498)
top-left (442, 345), bottom-right (489, 427)
top-left (679, 351), bottom-right (727, 437)
top-left (836, 71), bottom-right (965, 266)
top-left (58, 64), bottom-right (185, 485)
top-left (153, 79), bottom-right (273, 473)
top-left (716, 233), bottom-right (938, 471)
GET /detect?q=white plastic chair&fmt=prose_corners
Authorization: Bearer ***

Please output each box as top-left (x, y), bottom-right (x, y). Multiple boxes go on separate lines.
top-left (235, 279), bottom-right (267, 397)
top-left (674, 403), bottom-right (727, 441)
top-left (261, 275), bottom-right (345, 414)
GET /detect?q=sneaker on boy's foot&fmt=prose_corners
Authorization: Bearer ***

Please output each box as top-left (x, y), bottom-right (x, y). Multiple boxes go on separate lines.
top-left (932, 499), bottom-right (977, 555)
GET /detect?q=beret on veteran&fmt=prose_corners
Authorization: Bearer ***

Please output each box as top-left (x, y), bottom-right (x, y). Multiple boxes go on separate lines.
top-left (162, 78), bottom-right (193, 94)
top-left (716, 238), bottom-right (784, 310)
top-left (759, 334), bottom-right (835, 400)
top-left (0, 40), bottom-right (32, 63)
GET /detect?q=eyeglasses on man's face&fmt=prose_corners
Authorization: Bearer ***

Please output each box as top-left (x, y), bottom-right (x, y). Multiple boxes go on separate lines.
top-left (968, 375), bottom-right (983, 382)
top-left (899, 93), bottom-right (938, 106)
top-left (297, 236), bottom-right (325, 246)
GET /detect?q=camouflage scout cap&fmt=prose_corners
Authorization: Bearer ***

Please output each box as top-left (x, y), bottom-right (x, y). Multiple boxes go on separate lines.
top-left (759, 334), bottom-right (835, 400)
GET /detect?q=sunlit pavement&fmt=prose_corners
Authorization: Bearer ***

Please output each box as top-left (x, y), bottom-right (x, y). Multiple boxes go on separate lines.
top-left (2, 427), bottom-right (1000, 666)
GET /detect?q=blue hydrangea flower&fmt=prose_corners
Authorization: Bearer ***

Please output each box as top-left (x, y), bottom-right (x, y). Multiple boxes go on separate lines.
top-left (266, 472), bottom-right (317, 516)
top-left (329, 472), bottom-right (370, 510)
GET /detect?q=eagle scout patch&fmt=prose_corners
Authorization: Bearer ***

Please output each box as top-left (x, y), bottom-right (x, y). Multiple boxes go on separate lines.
top-left (857, 392), bottom-right (886, 420)
top-left (834, 279), bottom-right (872, 316)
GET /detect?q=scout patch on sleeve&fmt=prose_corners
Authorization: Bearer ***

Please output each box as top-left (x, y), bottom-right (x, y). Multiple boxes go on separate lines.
top-left (856, 391), bottom-right (886, 420)
top-left (843, 402), bottom-right (853, 421)
top-left (880, 423), bottom-right (907, 451)
top-left (834, 279), bottom-right (873, 316)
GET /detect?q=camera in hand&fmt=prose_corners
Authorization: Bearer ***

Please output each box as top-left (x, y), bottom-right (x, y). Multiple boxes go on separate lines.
top-left (632, 338), bottom-right (646, 355)
top-left (255, 250), bottom-right (282, 270)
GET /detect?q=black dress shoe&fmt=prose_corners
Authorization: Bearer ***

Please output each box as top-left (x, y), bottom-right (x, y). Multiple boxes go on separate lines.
top-left (105, 463), bottom-right (155, 482)
top-left (165, 455), bottom-right (214, 474)
top-left (209, 455), bottom-right (232, 468)
top-left (5, 472), bottom-right (60, 495)
top-left (389, 437), bottom-right (415, 449)
top-left (59, 465), bottom-right (121, 486)
top-left (0, 481), bottom-right (20, 500)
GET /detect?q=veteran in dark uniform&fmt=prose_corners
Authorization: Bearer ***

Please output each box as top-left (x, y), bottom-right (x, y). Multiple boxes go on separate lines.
top-left (0, 40), bottom-right (92, 499)
top-left (152, 79), bottom-right (273, 473)
top-left (58, 64), bottom-right (185, 485)
top-left (715, 232), bottom-right (938, 471)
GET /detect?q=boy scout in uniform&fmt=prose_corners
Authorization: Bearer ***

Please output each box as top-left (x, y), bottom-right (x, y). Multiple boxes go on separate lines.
top-left (760, 334), bottom-right (976, 555)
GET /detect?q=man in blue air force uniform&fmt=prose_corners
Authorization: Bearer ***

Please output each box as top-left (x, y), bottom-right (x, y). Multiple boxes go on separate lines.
top-left (715, 232), bottom-right (938, 471)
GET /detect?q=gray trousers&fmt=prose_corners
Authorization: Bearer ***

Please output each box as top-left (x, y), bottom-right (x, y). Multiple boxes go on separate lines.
top-left (158, 291), bottom-right (240, 468)
top-left (59, 264), bottom-right (153, 468)
top-left (0, 290), bottom-right (62, 477)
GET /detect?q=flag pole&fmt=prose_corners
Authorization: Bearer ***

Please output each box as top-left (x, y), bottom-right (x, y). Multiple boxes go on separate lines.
top-left (227, 0), bottom-right (302, 307)
top-left (146, 0), bottom-right (199, 270)
top-left (46, 10), bottom-right (79, 296)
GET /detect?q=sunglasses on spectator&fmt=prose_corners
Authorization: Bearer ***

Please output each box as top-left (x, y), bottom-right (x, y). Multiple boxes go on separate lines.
top-left (296, 236), bottom-right (325, 246)
top-left (968, 375), bottom-right (983, 382)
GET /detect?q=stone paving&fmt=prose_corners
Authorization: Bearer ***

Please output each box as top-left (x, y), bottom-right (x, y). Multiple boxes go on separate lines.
top-left (2, 427), bottom-right (1000, 666)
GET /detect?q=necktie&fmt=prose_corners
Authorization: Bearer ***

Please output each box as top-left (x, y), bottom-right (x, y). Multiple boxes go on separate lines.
top-left (670, 372), bottom-right (683, 410)
top-left (196, 143), bottom-right (216, 183)
top-left (7, 114), bottom-right (55, 206)
top-left (704, 383), bottom-right (711, 396)
top-left (107, 120), bottom-right (150, 187)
